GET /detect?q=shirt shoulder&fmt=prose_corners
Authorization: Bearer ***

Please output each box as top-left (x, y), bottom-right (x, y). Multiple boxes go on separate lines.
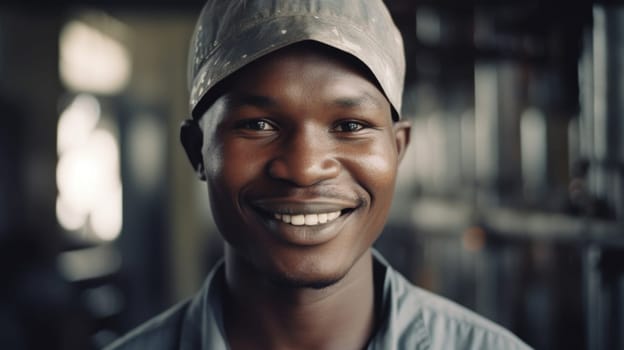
top-left (103, 261), bottom-right (228, 350)
top-left (103, 300), bottom-right (191, 350)
top-left (389, 270), bottom-right (532, 350)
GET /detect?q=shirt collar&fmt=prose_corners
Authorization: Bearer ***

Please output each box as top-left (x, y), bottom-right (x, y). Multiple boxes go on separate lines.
top-left (181, 250), bottom-right (430, 349)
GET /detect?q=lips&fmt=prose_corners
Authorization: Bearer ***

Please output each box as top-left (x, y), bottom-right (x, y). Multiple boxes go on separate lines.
top-left (250, 196), bottom-right (358, 215)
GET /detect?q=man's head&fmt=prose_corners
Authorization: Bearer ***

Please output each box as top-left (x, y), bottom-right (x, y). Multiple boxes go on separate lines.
top-left (187, 0), bottom-right (405, 121)
top-left (181, 0), bottom-right (410, 289)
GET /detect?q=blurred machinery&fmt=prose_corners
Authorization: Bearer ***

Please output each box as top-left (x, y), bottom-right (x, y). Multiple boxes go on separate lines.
top-left (381, 1), bottom-right (624, 349)
top-left (0, 1), bottom-right (623, 349)
top-left (579, 6), bottom-right (624, 350)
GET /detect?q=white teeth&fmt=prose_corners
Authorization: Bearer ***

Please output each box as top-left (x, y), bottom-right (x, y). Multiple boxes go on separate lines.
top-left (304, 214), bottom-right (318, 226)
top-left (291, 215), bottom-right (305, 226)
top-left (282, 214), bottom-right (291, 223)
top-left (273, 211), bottom-right (342, 226)
top-left (318, 213), bottom-right (328, 224)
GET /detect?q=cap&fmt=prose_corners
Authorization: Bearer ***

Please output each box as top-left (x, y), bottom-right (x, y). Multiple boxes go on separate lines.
top-left (188, 0), bottom-right (405, 120)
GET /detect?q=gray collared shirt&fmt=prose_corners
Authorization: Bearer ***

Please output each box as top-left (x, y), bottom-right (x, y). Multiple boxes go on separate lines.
top-left (105, 251), bottom-right (532, 349)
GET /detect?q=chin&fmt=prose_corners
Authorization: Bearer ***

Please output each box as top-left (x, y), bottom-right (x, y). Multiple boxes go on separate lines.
top-left (262, 252), bottom-right (356, 290)
top-left (268, 271), bottom-right (345, 290)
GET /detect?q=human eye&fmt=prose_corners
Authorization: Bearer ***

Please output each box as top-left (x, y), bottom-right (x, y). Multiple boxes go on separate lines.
top-left (333, 120), bottom-right (368, 133)
top-left (235, 119), bottom-right (276, 131)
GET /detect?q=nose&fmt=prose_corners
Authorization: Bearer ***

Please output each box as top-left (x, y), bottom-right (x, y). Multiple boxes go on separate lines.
top-left (267, 127), bottom-right (341, 186)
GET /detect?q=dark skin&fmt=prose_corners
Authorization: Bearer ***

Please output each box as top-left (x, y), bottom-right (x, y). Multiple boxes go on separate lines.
top-left (182, 43), bottom-right (411, 350)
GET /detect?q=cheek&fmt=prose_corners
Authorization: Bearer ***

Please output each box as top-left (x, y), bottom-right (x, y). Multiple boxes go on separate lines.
top-left (204, 139), bottom-right (264, 190)
top-left (204, 139), bottom-right (269, 240)
top-left (351, 139), bottom-right (399, 233)
top-left (203, 140), bottom-right (243, 221)
top-left (358, 155), bottom-right (397, 227)
top-left (348, 138), bottom-right (399, 197)
top-left (360, 154), bottom-right (397, 187)
top-left (338, 138), bottom-right (398, 246)
top-left (204, 141), bottom-right (262, 245)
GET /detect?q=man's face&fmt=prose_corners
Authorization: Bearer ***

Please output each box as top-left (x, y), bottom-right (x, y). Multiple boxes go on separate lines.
top-left (196, 44), bottom-right (409, 288)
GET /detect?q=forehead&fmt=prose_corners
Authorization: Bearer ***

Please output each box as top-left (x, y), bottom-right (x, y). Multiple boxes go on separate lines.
top-left (197, 42), bottom-right (393, 125)
top-left (224, 42), bottom-right (389, 110)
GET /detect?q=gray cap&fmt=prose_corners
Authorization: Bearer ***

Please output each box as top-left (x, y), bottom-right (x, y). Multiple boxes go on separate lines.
top-left (188, 0), bottom-right (405, 120)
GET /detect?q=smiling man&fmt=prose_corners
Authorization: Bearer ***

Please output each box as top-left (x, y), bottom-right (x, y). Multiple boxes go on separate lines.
top-left (106, 1), bottom-right (532, 349)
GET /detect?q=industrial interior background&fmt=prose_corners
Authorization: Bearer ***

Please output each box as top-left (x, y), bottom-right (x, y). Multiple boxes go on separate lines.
top-left (0, 0), bottom-right (623, 349)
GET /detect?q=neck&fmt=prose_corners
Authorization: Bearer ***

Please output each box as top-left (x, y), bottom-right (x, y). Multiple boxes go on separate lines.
top-left (223, 248), bottom-right (376, 350)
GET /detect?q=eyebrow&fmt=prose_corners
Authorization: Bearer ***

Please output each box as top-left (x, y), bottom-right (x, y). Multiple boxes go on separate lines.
top-left (331, 94), bottom-right (385, 110)
top-left (226, 93), bottom-right (278, 109)
top-left (226, 91), bottom-right (386, 111)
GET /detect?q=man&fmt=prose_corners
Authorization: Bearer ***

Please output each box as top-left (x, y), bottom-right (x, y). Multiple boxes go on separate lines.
top-left (107, 0), bottom-right (532, 349)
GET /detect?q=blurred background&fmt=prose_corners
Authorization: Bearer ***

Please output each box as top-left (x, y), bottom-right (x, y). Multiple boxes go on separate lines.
top-left (0, 0), bottom-right (622, 349)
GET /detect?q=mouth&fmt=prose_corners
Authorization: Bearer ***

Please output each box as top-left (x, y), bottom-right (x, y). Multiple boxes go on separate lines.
top-left (248, 198), bottom-right (360, 246)
top-left (249, 198), bottom-right (359, 227)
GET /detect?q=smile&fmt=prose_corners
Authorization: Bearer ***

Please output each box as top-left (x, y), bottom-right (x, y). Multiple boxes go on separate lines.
top-left (249, 198), bottom-right (360, 245)
top-left (273, 211), bottom-right (342, 226)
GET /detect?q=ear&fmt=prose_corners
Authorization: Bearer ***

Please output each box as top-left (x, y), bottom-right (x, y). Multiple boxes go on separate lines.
top-left (180, 119), bottom-right (207, 181)
top-left (392, 120), bottom-right (411, 164)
